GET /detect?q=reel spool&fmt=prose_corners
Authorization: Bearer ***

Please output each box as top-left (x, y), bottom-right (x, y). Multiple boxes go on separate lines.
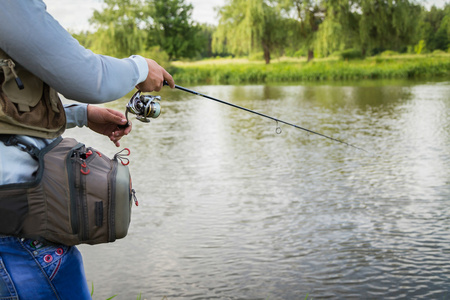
top-left (121, 91), bottom-right (161, 127)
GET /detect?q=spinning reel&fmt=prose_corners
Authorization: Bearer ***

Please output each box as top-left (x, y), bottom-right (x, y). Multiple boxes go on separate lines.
top-left (120, 91), bottom-right (161, 127)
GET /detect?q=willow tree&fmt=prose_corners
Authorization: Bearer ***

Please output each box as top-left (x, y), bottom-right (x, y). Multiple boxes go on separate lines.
top-left (88, 0), bottom-right (147, 57)
top-left (359, 0), bottom-right (421, 55)
top-left (314, 0), bottom-right (360, 57)
top-left (278, 0), bottom-right (324, 61)
top-left (213, 0), bottom-right (287, 64)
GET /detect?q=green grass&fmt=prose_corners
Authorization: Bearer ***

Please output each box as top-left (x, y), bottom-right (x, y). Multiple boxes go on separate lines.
top-left (90, 282), bottom-right (143, 300)
top-left (169, 53), bottom-right (450, 84)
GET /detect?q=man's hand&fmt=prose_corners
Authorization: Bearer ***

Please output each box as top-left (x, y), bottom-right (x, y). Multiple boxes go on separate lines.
top-left (87, 105), bottom-right (132, 147)
top-left (136, 59), bottom-right (175, 92)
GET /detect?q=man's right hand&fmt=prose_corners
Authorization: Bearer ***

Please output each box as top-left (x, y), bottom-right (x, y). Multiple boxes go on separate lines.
top-left (136, 59), bottom-right (175, 92)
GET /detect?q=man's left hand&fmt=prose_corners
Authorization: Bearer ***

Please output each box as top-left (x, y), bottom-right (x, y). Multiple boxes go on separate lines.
top-left (87, 105), bottom-right (132, 147)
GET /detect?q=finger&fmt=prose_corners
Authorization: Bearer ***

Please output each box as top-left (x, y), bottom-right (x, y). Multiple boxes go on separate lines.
top-left (112, 121), bottom-right (132, 137)
top-left (112, 139), bottom-right (121, 147)
top-left (164, 71), bottom-right (175, 88)
top-left (110, 134), bottom-right (122, 147)
top-left (105, 109), bottom-right (128, 125)
top-left (123, 120), bottom-right (132, 134)
top-left (107, 108), bottom-right (126, 119)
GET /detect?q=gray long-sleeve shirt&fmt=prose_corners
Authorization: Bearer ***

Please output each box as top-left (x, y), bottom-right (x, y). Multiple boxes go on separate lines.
top-left (0, 0), bottom-right (150, 184)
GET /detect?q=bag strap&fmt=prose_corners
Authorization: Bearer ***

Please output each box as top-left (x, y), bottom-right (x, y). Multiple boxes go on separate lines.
top-left (0, 135), bottom-right (43, 159)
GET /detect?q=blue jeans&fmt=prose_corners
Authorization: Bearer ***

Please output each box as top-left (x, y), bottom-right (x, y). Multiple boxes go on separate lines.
top-left (0, 236), bottom-right (91, 299)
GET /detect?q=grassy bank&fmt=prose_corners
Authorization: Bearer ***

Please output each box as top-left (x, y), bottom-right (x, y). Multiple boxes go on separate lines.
top-left (169, 54), bottom-right (450, 84)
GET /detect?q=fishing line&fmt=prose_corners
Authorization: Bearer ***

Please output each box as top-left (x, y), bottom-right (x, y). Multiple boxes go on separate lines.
top-left (164, 82), bottom-right (367, 152)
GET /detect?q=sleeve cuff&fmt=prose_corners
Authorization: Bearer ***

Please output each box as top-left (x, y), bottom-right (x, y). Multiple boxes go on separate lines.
top-left (129, 55), bottom-right (149, 85)
top-left (64, 103), bottom-right (88, 129)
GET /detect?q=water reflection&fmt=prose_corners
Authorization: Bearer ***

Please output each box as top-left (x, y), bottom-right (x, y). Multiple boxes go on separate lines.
top-left (67, 80), bottom-right (450, 299)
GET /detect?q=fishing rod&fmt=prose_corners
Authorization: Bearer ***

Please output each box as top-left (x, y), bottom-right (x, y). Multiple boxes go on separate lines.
top-left (120, 82), bottom-right (366, 152)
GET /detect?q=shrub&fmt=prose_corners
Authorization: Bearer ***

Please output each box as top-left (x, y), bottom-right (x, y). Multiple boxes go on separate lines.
top-left (340, 49), bottom-right (364, 60)
top-left (248, 51), bottom-right (264, 61)
top-left (414, 40), bottom-right (426, 54)
top-left (432, 49), bottom-right (447, 55)
top-left (137, 46), bottom-right (170, 69)
top-left (379, 50), bottom-right (399, 56)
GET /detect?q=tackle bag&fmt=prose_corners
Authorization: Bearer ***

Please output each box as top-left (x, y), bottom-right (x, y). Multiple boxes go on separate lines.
top-left (0, 136), bottom-right (136, 246)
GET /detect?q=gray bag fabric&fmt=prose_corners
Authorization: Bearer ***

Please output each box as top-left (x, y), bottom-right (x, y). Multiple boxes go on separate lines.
top-left (0, 136), bottom-right (136, 246)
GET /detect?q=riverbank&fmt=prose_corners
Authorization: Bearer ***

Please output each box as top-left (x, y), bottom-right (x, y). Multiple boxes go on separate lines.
top-left (169, 53), bottom-right (450, 84)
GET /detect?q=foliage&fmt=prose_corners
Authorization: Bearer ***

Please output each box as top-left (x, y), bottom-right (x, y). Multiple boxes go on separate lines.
top-left (359, 0), bottom-right (421, 55)
top-left (85, 0), bottom-right (205, 60)
top-left (379, 50), bottom-right (400, 56)
top-left (213, 0), bottom-right (263, 56)
top-left (71, 0), bottom-right (450, 64)
top-left (170, 54), bottom-right (450, 84)
top-left (197, 24), bottom-right (218, 58)
top-left (88, 0), bottom-right (147, 58)
top-left (278, 0), bottom-right (324, 61)
top-left (148, 0), bottom-right (205, 60)
top-left (340, 48), bottom-right (364, 60)
top-left (212, 0), bottom-right (288, 64)
top-left (420, 4), bottom-right (450, 52)
top-left (314, 0), bottom-right (360, 58)
top-left (414, 40), bottom-right (426, 55)
top-left (137, 46), bottom-right (170, 69)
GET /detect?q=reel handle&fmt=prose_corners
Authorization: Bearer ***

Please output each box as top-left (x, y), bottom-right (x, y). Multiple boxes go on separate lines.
top-left (117, 110), bottom-right (131, 129)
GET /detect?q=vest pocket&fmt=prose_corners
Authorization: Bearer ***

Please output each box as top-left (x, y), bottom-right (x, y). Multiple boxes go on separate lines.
top-left (0, 189), bottom-right (28, 236)
top-left (0, 52), bottom-right (66, 138)
top-left (1, 63), bottom-right (43, 112)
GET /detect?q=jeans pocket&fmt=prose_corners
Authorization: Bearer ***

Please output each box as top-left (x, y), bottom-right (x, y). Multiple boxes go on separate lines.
top-left (22, 240), bottom-right (69, 281)
top-left (0, 257), bottom-right (18, 300)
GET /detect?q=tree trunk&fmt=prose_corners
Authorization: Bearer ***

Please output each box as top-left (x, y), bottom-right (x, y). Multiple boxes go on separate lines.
top-left (307, 49), bottom-right (314, 61)
top-left (263, 43), bottom-right (271, 64)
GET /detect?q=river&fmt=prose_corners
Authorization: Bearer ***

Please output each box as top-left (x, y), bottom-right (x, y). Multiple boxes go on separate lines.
top-left (66, 79), bottom-right (450, 299)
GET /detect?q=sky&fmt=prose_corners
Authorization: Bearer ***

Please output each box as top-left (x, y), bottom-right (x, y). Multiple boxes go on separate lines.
top-left (45, 0), bottom-right (448, 32)
top-left (45, 0), bottom-right (226, 32)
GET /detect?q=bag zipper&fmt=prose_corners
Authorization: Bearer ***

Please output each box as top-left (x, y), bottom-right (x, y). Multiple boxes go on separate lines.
top-left (67, 143), bottom-right (90, 241)
top-left (108, 160), bottom-right (118, 242)
top-left (78, 161), bottom-right (89, 241)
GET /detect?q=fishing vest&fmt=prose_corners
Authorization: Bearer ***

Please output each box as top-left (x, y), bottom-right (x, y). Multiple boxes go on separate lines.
top-left (0, 48), bottom-right (66, 138)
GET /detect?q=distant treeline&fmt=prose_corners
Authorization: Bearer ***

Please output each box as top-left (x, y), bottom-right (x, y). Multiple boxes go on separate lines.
top-left (170, 54), bottom-right (450, 84)
top-left (73, 0), bottom-right (450, 65)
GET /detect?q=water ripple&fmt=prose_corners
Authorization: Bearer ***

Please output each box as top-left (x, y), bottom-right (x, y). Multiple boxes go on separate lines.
top-left (77, 81), bottom-right (450, 299)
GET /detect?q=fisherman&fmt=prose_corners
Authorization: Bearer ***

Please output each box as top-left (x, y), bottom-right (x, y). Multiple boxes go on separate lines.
top-left (0, 1), bottom-right (174, 299)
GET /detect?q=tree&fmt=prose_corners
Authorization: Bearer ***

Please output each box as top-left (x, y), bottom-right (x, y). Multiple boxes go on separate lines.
top-left (420, 4), bottom-right (450, 52)
top-left (213, 0), bottom-right (287, 64)
top-left (278, 0), bottom-right (324, 61)
top-left (314, 0), bottom-right (360, 57)
top-left (87, 0), bottom-right (203, 60)
top-left (197, 24), bottom-right (218, 58)
top-left (149, 0), bottom-right (204, 60)
top-left (359, 0), bottom-right (421, 55)
top-left (88, 0), bottom-right (147, 57)
top-left (442, 5), bottom-right (450, 51)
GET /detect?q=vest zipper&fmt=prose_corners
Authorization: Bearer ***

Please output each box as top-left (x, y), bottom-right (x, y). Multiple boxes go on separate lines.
top-left (0, 59), bottom-right (24, 89)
